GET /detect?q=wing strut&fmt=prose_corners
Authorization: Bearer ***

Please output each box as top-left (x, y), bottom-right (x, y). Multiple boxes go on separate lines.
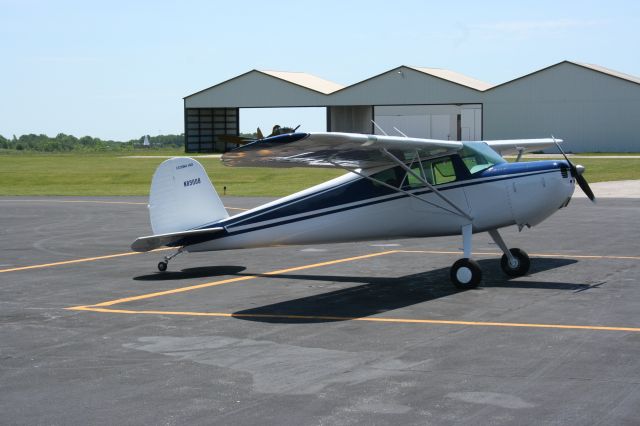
top-left (380, 148), bottom-right (473, 221)
top-left (326, 160), bottom-right (461, 217)
top-left (326, 149), bottom-right (472, 220)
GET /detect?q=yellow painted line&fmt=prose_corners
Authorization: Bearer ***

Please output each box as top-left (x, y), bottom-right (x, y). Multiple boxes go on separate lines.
top-left (261, 250), bottom-right (398, 274)
top-left (68, 251), bottom-right (399, 309)
top-left (5, 246), bottom-right (637, 275)
top-left (531, 253), bottom-right (640, 260)
top-left (0, 248), bottom-right (173, 273)
top-left (65, 249), bottom-right (640, 332)
top-left (66, 306), bottom-right (640, 333)
top-left (400, 250), bottom-right (640, 261)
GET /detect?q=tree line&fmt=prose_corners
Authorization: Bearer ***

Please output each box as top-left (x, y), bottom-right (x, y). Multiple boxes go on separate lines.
top-left (0, 133), bottom-right (185, 152)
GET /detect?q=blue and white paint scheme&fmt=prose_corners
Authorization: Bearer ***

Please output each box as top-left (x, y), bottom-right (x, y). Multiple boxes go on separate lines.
top-left (132, 132), bottom-right (594, 289)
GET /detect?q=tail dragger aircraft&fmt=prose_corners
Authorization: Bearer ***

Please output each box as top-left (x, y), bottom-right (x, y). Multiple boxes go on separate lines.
top-left (217, 124), bottom-right (301, 146)
top-left (132, 131), bottom-right (594, 289)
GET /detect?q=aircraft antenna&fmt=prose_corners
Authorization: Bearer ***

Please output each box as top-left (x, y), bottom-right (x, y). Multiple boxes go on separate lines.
top-left (370, 120), bottom-right (388, 136)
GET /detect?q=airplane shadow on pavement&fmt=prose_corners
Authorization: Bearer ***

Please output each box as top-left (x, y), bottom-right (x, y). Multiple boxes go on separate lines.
top-left (230, 257), bottom-right (585, 323)
top-left (133, 265), bottom-right (247, 281)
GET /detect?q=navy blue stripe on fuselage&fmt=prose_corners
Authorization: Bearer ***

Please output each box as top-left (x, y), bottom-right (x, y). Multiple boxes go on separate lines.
top-left (218, 160), bottom-right (567, 229)
top-left (217, 175), bottom-right (358, 229)
top-left (179, 161), bottom-right (566, 246)
top-left (218, 168), bottom-right (560, 238)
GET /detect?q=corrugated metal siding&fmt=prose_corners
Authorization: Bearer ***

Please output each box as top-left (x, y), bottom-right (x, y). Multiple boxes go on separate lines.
top-left (484, 62), bottom-right (640, 152)
top-left (185, 71), bottom-right (329, 108)
top-left (185, 62), bottom-right (640, 152)
top-left (329, 67), bottom-right (484, 106)
top-left (259, 70), bottom-right (344, 94)
top-left (408, 67), bottom-right (493, 91)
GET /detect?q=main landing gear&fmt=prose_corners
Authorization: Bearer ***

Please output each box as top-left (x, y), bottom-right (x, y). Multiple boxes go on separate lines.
top-left (157, 247), bottom-right (183, 272)
top-left (450, 226), bottom-right (530, 290)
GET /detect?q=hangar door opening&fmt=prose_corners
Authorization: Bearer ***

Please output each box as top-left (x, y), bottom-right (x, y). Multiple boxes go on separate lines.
top-left (373, 105), bottom-right (482, 141)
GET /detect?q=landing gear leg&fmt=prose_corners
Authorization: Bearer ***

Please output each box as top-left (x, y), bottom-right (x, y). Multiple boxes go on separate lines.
top-left (450, 224), bottom-right (482, 289)
top-left (488, 229), bottom-right (530, 277)
top-left (157, 247), bottom-right (184, 272)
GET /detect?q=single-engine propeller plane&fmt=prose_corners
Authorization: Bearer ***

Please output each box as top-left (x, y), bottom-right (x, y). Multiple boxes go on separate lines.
top-left (218, 124), bottom-right (301, 146)
top-left (132, 130), bottom-right (595, 289)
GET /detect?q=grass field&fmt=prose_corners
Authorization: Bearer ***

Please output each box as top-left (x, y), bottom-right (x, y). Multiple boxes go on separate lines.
top-left (0, 149), bottom-right (343, 196)
top-left (0, 149), bottom-right (638, 196)
top-left (548, 157), bottom-right (639, 183)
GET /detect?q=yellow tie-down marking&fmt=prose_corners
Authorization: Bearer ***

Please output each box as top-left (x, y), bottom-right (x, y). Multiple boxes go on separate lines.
top-left (66, 249), bottom-right (640, 333)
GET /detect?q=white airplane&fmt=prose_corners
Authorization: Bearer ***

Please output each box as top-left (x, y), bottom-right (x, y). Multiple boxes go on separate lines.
top-left (131, 131), bottom-right (595, 289)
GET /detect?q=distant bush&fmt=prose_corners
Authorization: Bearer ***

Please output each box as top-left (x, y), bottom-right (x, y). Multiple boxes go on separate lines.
top-left (0, 133), bottom-right (185, 152)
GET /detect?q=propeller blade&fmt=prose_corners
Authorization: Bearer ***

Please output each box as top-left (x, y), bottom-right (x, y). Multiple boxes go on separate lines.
top-left (553, 138), bottom-right (596, 203)
top-left (576, 173), bottom-right (596, 202)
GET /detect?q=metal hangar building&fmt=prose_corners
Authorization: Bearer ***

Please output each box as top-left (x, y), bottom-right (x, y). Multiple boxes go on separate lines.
top-left (183, 61), bottom-right (640, 153)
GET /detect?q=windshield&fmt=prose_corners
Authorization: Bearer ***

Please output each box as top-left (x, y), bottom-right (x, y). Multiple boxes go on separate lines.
top-left (460, 141), bottom-right (505, 174)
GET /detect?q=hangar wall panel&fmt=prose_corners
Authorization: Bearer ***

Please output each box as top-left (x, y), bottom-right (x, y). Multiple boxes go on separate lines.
top-left (185, 62), bottom-right (640, 152)
top-left (329, 67), bottom-right (484, 106)
top-left (484, 62), bottom-right (640, 152)
top-left (328, 106), bottom-right (373, 133)
top-left (374, 104), bottom-right (482, 140)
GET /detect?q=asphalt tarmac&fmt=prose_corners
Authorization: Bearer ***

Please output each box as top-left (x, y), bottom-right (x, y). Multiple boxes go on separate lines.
top-left (1, 195), bottom-right (639, 425)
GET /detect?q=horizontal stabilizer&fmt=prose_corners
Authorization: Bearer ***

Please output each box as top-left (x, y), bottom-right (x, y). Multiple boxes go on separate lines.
top-left (131, 227), bottom-right (225, 252)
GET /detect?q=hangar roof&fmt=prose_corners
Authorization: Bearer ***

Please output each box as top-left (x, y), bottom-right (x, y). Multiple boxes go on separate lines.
top-left (184, 61), bottom-right (640, 107)
top-left (572, 62), bottom-right (640, 86)
top-left (185, 69), bottom-right (343, 100)
top-left (489, 60), bottom-right (640, 90)
top-left (406, 66), bottom-right (493, 91)
top-left (259, 70), bottom-right (344, 94)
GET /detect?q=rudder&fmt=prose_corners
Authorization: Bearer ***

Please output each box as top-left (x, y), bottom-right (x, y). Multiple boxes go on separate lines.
top-left (149, 157), bottom-right (229, 234)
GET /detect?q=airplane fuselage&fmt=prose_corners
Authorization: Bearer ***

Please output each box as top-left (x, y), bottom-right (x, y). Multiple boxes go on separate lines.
top-left (183, 158), bottom-right (575, 253)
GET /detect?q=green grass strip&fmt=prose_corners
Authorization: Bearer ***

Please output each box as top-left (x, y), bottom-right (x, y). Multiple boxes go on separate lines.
top-left (0, 149), bottom-right (638, 196)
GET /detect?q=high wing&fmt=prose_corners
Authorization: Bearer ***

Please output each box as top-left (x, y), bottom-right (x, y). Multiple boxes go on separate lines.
top-left (485, 138), bottom-right (562, 156)
top-left (221, 132), bottom-right (463, 169)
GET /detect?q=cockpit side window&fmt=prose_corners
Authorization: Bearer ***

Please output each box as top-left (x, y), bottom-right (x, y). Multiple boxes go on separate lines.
top-left (430, 158), bottom-right (457, 184)
top-left (372, 150), bottom-right (478, 191)
top-left (399, 155), bottom-right (459, 189)
top-left (370, 166), bottom-right (403, 188)
top-left (404, 162), bottom-right (433, 188)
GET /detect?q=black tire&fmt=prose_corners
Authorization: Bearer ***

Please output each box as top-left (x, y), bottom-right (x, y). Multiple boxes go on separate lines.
top-left (450, 258), bottom-right (482, 290)
top-left (500, 248), bottom-right (530, 277)
top-left (158, 261), bottom-right (168, 272)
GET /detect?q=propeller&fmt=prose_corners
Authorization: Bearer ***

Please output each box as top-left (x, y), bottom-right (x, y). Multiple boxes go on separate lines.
top-left (553, 138), bottom-right (596, 202)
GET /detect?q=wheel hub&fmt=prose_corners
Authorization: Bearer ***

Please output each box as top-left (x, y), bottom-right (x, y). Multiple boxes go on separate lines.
top-left (456, 267), bottom-right (472, 284)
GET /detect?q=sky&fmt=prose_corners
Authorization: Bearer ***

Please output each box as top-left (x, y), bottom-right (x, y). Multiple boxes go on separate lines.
top-left (2, 0), bottom-right (639, 140)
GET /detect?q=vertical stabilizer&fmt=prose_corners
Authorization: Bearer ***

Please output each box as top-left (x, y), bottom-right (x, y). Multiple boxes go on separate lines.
top-left (149, 157), bottom-right (228, 235)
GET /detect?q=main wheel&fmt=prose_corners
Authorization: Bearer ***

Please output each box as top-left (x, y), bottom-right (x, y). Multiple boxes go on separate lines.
top-left (500, 248), bottom-right (530, 277)
top-left (157, 261), bottom-right (168, 272)
top-left (450, 258), bottom-right (482, 290)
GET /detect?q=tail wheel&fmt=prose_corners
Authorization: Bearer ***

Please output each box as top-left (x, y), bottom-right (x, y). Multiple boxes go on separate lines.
top-left (450, 258), bottom-right (482, 290)
top-left (500, 248), bottom-right (530, 277)
top-left (157, 261), bottom-right (168, 272)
